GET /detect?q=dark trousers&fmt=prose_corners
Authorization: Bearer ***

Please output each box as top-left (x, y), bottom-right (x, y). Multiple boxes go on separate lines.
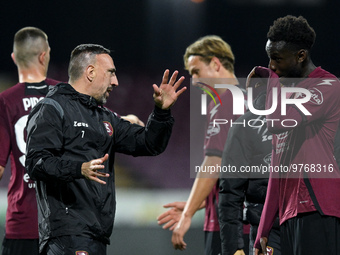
top-left (250, 225), bottom-right (281, 255)
top-left (41, 236), bottom-right (106, 255)
top-left (281, 211), bottom-right (340, 255)
top-left (205, 231), bottom-right (249, 255)
top-left (1, 238), bottom-right (39, 255)
top-left (205, 231), bottom-right (222, 255)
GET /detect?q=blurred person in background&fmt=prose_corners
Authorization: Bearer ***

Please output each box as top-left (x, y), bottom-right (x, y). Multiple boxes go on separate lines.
top-left (218, 81), bottom-right (281, 255)
top-left (157, 35), bottom-right (248, 255)
top-left (0, 26), bottom-right (59, 255)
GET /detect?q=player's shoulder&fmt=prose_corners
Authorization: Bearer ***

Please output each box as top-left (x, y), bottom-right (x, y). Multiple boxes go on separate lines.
top-left (0, 82), bottom-right (25, 103)
top-left (100, 106), bottom-right (117, 116)
top-left (45, 78), bottom-right (62, 86)
top-left (0, 81), bottom-right (24, 94)
top-left (308, 68), bottom-right (340, 95)
top-left (311, 67), bottom-right (340, 84)
top-left (312, 67), bottom-right (337, 78)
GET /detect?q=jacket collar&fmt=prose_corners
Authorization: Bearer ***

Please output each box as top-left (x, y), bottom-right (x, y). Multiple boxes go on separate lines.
top-left (47, 83), bottom-right (100, 108)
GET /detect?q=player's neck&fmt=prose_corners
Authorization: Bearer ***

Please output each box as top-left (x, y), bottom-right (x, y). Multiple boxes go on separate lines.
top-left (302, 61), bottom-right (317, 78)
top-left (18, 67), bottom-right (46, 83)
top-left (216, 69), bottom-right (238, 95)
top-left (219, 68), bottom-right (236, 79)
top-left (70, 79), bottom-right (91, 97)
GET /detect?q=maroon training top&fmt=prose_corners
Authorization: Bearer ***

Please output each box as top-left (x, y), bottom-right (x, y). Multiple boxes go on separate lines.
top-left (255, 67), bottom-right (340, 249)
top-left (0, 79), bottom-right (60, 239)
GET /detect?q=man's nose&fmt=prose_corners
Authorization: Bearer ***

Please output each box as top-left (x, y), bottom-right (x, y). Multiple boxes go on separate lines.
top-left (111, 76), bottom-right (118, 87)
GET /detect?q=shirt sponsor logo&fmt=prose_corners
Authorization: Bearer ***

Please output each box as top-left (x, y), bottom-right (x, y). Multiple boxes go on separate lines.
top-left (276, 131), bottom-right (289, 140)
top-left (74, 121), bottom-right (89, 127)
top-left (103, 121), bottom-right (114, 136)
top-left (262, 134), bottom-right (272, 142)
top-left (275, 131), bottom-right (290, 154)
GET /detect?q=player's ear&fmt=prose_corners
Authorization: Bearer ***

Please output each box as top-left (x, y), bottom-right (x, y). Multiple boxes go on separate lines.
top-left (297, 49), bottom-right (307, 63)
top-left (86, 65), bottom-right (95, 82)
top-left (39, 51), bottom-right (47, 65)
top-left (210, 56), bottom-right (221, 72)
top-left (11, 53), bottom-right (17, 65)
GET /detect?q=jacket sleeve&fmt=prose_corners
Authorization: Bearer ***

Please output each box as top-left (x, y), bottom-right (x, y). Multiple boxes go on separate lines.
top-left (253, 175), bottom-right (279, 250)
top-left (25, 99), bottom-right (83, 182)
top-left (113, 106), bottom-right (174, 156)
top-left (219, 118), bottom-right (251, 255)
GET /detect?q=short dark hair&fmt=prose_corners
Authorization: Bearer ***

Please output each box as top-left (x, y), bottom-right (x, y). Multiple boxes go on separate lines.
top-left (13, 27), bottom-right (48, 67)
top-left (68, 44), bottom-right (111, 82)
top-left (267, 15), bottom-right (316, 50)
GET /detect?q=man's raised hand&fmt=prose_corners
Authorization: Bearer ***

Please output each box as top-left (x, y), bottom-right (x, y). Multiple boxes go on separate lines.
top-left (153, 69), bottom-right (187, 110)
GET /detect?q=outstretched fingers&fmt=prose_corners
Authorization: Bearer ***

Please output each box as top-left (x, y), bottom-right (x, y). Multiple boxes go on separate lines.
top-left (153, 69), bottom-right (187, 109)
top-left (88, 172), bottom-right (109, 185)
top-left (168, 70), bottom-right (179, 85)
top-left (174, 78), bottom-right (187, 96)
top-left (82, 154), bottom-right (110, 185)
top-left (152, 84), bottom-right (161, 97)
top-left (161, 69), bottom-right (170, 85)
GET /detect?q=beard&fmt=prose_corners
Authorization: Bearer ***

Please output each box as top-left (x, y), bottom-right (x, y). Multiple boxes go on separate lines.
top-left (95, 93), bottom-right (108, 105)
top-left (99, 97), bottom-right (107, 105)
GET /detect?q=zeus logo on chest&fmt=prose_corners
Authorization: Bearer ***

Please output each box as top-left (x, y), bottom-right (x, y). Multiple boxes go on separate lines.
top-left (74, 121), bottom-right (89, 127)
